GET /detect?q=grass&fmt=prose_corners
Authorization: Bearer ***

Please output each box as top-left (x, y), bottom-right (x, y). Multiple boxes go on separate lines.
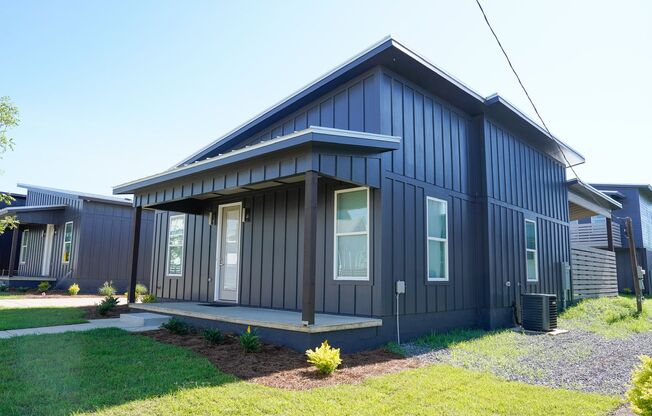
top-left (0, 307), bottom-right (87, 330)
top-left (0, 328), bottom-right (620, 416)
top-left (559, 295), bottom-right (652, 337)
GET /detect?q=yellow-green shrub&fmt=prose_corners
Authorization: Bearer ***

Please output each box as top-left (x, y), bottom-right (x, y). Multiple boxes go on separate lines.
top-left (628, 355), bottom-right (652, 415)
top-left (68, 283), bottom-right (80, 296)
top-left (306, 340), bottom-right (342, 375)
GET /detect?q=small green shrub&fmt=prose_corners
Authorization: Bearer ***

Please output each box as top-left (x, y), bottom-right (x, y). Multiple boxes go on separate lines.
top-left (306, 340), bottom-right (342, 375)
top-left (628, 355), bottom-right (652, 415)
top-left (239, 326), bottom-right (261, 353)
top-left (98, 281), bottom-right (116, 296)
top-left (162, 317), bottom-right (191, 335)
top-left (68, 283), bottom-right (80, 296)
top-left (141, 293), bottom-right (156, 303)
top-left (203, 328), bottom-right (223, 344)
top-left (37, 281), bottom-right (50, 293)
top-left (0, 284), bottom-right (8, 292)
top-left (623, 287), bottom-right (633, 295)
top-left (17, 286), bottom-right (29, 293)
top-left (135, 283), bottom-right (148, 296)
top-left (96, 295), bottom-right (119, 316)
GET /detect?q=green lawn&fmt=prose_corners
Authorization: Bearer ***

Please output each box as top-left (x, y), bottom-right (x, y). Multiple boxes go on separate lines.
top-left (559, 295), bottom-right (652, 337)
top-left (0, 328), bottom-right (620, 416)
top-left (0, 307), bottom-right (87, 330)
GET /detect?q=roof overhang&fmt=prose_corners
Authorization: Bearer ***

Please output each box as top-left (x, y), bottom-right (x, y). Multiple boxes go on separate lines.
top-left (174, 37), bottom-right (583, 169)
top-left (567, 179), bottom-right (622, 221)
top-left (0, 204), bottom-right (66, 224)
top-left (484, 95), bottom-right (584, 167)
top-left (114, 126), bottom-right (400, 196)
top-left (592, 183), bottom-right (652, 201)
top-left (17, 183), bottom-right (132, 206)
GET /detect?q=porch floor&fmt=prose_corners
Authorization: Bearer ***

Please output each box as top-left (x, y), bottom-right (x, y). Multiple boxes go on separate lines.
top-left (130, 302), bottom-right (382, 333)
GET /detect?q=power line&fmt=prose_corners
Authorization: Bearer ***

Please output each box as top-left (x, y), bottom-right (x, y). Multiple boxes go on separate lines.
top-left (474, 0), bottom-right (584, 184)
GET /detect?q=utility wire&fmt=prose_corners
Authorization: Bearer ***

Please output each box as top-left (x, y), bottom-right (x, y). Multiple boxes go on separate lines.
top-left (474, 0), bottom-right (585, 185)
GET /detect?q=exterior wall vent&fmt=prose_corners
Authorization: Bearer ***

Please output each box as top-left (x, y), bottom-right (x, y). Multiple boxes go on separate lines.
top-left (521, 294), bottom-right (558, 332)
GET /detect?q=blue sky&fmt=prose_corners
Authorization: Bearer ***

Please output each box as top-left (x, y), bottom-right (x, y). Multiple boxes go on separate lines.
top-left (1, 0), bottom-right (650, 196)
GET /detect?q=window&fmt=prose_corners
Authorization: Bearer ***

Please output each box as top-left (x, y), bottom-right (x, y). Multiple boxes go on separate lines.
top-left (426, 197), bottom-right (448, 281)
top-left (525, 219), bottom-right (538, 282)
top-left (19, 230), bottom-right (29, 264)
top-left (167, 214), bottom-right (185, 276)
top-left (334, 187), bottom-right (369, 280)
top-left (62, 221), bottom-right (73, 263)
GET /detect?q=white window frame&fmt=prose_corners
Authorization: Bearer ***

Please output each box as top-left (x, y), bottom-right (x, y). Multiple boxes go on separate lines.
top-left (525, 219), bottom-right (539, 282)
top-left (426, 197), bottom-right (449, 282)
top-left (166, 214), bottom-right (186, 277)
top-left (19, 229), bottom-right (29, 264)
top-left (61, 221), bottom-right (74, 264)
top-left (333, 187), bottom-right (370, 281)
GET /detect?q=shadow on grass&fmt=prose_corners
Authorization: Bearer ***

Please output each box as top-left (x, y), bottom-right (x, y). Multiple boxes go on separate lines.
top-left (0, 328), bottom-right (236, 416)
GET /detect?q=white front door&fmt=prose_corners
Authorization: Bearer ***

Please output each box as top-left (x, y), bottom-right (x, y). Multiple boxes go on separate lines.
top-left (215, 203), bottom-right (242, 302)
top-left (41, 224), bottom-right (55, 276)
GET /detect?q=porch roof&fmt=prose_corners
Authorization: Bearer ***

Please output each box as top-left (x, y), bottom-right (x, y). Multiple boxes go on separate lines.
top-left (113, 126), bottom-right (400, 208)
top-left (0, 204), bottom-right (66, 224)
top-left (130, 302), bottom-right (382, 333)
top-left (567, 179), bottom-right (622, 221)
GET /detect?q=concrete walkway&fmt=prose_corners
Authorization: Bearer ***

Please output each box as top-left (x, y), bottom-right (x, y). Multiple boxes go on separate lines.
top-left (0, 313), bottom-right (168, 339)
top-left (0, 296), bottom-right (127, 309)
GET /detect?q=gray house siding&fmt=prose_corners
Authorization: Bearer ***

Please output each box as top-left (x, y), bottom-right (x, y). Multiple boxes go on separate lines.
top-left (149, 181), bottom-right (381, 316)
top-left (76, 201), bottom-right (154, 292)
top-left (18, 190), bottom-right (82, 279)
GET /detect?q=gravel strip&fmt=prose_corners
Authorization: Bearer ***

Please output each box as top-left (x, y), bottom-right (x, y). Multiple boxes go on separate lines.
top-left (404, 329), bottom-right (652, 396)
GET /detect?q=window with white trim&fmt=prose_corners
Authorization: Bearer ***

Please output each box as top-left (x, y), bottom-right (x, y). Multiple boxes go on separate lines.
top-left (166, 214), bottom-right (185, 276)
top-left (62, 221), bottom-right (73, 263)
top-left (426, 197), bottom-right (448, 281)
top-left (334, 187), bottom-right (369, 280)
top-left (19, 230), bottom-right (29, 264)
top-left (525, 219), bottom-right (538, 282)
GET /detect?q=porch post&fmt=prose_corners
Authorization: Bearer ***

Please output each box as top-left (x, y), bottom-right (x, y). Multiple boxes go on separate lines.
top-left (606, 217), bottom-right (615, 252)
top-left (128, 206), bottom-right (142, 304)
top-left (302, 170), bottom-right (318, 325)
top-left (7, 226), bottom-right (19, 277)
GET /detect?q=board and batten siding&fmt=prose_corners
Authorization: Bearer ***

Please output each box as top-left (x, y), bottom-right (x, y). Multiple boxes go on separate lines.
top-left (18, 190), bottom-right (82, 279)
top-left (483, 119), bottom-right (571, 312)
top-left (150, 182), bottom-right (380, 316)
top-left (225, 69), bottom-right (381, 154)
top-left (76, 202), bottom-right (154, 290)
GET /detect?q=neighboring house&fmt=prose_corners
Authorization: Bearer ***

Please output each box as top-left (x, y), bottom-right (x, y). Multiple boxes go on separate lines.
top-left (114, 37), bottom-right (608, 351)
top-left (574, 184), bottom-right (652, 294)
top-left (0, 192), bottom-right (27, 275)
top-left (0, 184), bottom-right (154, 292)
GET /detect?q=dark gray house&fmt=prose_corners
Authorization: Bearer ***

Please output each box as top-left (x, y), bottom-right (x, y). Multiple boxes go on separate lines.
top-left (0, 192), bottom-right (26, 276)
top-left (572, 184), bottom-right (652, 294)
top-left (115, 37), bottom-right (607, 351)
top-left (0, 184), bottom-right (153, 292)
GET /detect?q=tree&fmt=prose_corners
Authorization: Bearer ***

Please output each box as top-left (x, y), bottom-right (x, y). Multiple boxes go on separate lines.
top-left (0, 96), bottom-right (20, 234)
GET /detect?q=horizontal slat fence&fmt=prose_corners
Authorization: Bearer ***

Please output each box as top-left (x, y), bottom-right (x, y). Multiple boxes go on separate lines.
top-left (570, 221), bottom-right (621, 248)
top-left (571, 246), bottom-right (618, 298)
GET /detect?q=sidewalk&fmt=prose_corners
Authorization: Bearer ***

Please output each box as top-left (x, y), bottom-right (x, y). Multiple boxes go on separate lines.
top-left (0, 317), bottom-right (162, 339)
top-left (0, 296), bottom-right (128, 309)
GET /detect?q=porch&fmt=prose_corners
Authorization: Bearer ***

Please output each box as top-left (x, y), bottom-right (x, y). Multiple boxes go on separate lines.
top-left (115, 126), bottom-right (400, 328)
top-left (130, 302), bottom-right (382, 333)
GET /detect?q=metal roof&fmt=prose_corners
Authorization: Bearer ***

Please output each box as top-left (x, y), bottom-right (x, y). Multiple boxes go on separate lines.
top-left (567, 179), bottom-right (622, 210)
top-left (114, 126), bottom-right (400, 194)
top-left (591, 183), bottom-right (652, 200)
top-left (174, 36), bottom-right (584, 169)
top-left (18, 183), bottom-right (133, 206)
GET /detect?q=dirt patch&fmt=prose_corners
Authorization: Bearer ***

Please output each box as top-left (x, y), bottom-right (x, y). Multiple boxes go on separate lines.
top-left (81, 304), bottom-right (132, 320)
top-left (139, 329), bottom-right (423, 389)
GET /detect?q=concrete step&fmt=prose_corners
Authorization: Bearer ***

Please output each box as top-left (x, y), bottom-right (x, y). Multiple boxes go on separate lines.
top-left (120, 312), bottom-right (170, 327)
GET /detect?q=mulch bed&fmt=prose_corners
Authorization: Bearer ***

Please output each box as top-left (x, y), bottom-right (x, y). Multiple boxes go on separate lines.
top-left (81, 304), bottom-right (131, 320)
top-left (1, 289), bottom-right (103, 298)
top-left (139, 329), bottom-right (424, 390)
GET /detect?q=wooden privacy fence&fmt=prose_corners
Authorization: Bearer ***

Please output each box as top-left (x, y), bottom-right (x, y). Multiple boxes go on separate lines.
top-left (571, 246), bottom-right (618, 298)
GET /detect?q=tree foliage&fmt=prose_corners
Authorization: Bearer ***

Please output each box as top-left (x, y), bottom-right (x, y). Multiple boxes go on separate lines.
top-left (0, 96), bottom-right (20, 234)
